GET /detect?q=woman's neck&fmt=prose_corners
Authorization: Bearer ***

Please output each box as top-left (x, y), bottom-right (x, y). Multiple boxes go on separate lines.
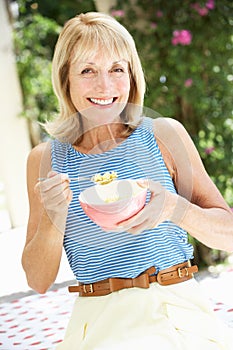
top-left (73, 123), bottom-right (127, 154)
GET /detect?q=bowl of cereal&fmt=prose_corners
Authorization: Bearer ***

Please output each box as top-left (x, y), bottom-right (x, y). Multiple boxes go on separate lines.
top-left (79, 179), bottom-right (147, 229)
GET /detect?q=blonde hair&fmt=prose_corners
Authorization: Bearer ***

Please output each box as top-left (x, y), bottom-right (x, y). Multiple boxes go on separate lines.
top-left (45, 12), bottom-right (146, 143)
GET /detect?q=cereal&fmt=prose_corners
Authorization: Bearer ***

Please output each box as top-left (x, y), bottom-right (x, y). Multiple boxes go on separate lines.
top-left (91, 171), bottom-right (118, 185)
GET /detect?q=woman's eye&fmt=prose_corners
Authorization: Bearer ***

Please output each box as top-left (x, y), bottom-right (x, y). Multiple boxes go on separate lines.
top-left (112, 67), bottom-right (124, 73)
top-left (80, 68), bottom-right (97, 79)
top-left (110, 67), bottom-right (126, 78)
top-left (81, 68), bottom-right (94, 74)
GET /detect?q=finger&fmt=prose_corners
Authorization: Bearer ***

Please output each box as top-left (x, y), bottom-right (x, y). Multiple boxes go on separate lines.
top-left (137, 179), bottom-right (164, 197)
top-left (136, 178), bottom-right (149, 189)
top-left (39, 176), bottom-right (71, 206)
top-left (44, 187), bottom-right (72, 210)
top-left (34, 181), bottom-right (41, 195)
top-left (117, 201), bottom-right (160, 232)
top-left (67, 190), bottom-right (73, 204)
top-left (117, 205), bottom-right (146, 228)
top-left (39, 173), bottom-right (70, 192)
top-left (43, 183), bottom-right (71, 204)
top-left (39, 181), bottom-right (69, 207)
top-left (47, 170), bottom-right (59, 178)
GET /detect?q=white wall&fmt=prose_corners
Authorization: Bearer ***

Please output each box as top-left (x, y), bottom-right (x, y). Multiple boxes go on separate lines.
top-left (0, 0), bottom-right (31, 228)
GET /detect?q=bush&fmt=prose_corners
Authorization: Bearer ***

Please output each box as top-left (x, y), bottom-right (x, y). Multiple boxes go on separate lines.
top-left (111, 0), bottom-right (233, 206)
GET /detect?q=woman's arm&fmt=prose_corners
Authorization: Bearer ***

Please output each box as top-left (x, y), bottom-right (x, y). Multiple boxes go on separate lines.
top-left (117, 118), bottom-right (233, 252)
top-left (154, 117), bottom-right (233, 251)
top-left (21, 142), bottom-right (72, 294)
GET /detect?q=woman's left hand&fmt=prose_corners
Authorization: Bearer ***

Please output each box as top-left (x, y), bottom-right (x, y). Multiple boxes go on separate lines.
top-left (112, 179), bottom-right (178, 234)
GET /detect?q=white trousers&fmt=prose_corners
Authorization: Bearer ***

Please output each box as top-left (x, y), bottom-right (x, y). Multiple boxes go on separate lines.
top-left (57, 279), bottom-right (233, 350)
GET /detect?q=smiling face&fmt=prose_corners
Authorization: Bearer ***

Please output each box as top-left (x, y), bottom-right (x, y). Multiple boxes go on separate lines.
top-left (68, 50), bottom-right (131, 125)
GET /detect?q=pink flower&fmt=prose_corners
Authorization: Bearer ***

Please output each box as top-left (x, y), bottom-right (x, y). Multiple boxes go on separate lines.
top-left (184, 78), bottom-right (193, 87)
top-left (198, 7), bottom-right (209, 16)
top-left (172, 30), bottom-right (192, 46)
top-left (179, 30), bottom-right (192, 45)
top-left (111, 9), bottom-right (125, 17)
top-left (171, 31), bottom-right (180, 45)
top-left (204, 146), bottom-right (215, 155)
top-left (191, 1), bottom-right (214, 16)
top-left (206, 0), bottom-right (215, 10)
top-left (156, 10), bottom-right (163, 18)
top-left (150, 22), bottom-right (157, 29)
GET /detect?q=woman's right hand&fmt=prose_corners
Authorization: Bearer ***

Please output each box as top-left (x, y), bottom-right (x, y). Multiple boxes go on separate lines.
top-left (34, 171), bottom-right (73, 214)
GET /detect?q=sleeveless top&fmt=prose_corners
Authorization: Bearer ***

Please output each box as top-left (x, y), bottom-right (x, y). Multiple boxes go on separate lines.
top-left (51, 117), bottom-right (194, 283)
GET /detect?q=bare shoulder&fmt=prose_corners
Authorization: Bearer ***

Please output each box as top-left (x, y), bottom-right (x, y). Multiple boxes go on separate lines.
top-left (27, 141), bottom-right (50, 164)
top-left (152, 117), bottom-right (188, 142)
top-left (27, 141), bottom-right (52, 179)
top-left (153, 116), bottom-right (179, 128)
top-left (152, 117), bottom-right (200, 161)
top-left (152, 117), bottom-right (201, 197)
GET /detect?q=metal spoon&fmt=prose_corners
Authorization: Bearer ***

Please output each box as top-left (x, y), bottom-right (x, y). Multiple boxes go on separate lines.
top-left (37, 176), bottom-right (94, 182)
top-left (37, 175), bottom-right (116, 185)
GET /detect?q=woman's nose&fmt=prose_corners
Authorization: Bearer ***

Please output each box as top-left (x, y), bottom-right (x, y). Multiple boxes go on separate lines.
top-left (95, 72), bottom-right (112, 90)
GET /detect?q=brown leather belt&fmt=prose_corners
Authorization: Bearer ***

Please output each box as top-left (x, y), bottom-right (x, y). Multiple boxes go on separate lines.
top-left (68, 261), bottom-right (198, 297)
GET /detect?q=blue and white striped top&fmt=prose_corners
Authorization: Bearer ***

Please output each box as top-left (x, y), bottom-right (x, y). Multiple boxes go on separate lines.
top-left (51, 117), bottom-right (194, 283)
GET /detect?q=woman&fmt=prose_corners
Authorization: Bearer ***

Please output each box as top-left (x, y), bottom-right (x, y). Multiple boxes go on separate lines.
top-left (22, 12), bottom-right (233, 349)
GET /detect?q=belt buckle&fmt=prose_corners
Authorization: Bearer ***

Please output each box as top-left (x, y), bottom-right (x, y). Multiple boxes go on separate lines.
top-left (178, 267), bottom-right (188, 278)
top-left (83, 284), bottom-right (94, 294)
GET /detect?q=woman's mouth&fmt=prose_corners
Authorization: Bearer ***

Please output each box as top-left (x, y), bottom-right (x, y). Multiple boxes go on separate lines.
top-left (88, 97), bottom-right (117, 106)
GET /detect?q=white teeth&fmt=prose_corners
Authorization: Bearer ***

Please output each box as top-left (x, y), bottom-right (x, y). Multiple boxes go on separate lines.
top-left (90, 98), bottom-right (114, 105)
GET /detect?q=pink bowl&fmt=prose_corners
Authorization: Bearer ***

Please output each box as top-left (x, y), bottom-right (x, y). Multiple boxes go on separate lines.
top-left (79, 179), bottom-right (147, 229)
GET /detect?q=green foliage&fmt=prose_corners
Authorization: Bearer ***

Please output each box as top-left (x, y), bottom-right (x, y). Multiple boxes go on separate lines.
top-left (112, 0), bottom-right (233, 206)
top-left (17, 0), bottom-right (96, 25)
top-left (14, 10), bottom-right (60, 129)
